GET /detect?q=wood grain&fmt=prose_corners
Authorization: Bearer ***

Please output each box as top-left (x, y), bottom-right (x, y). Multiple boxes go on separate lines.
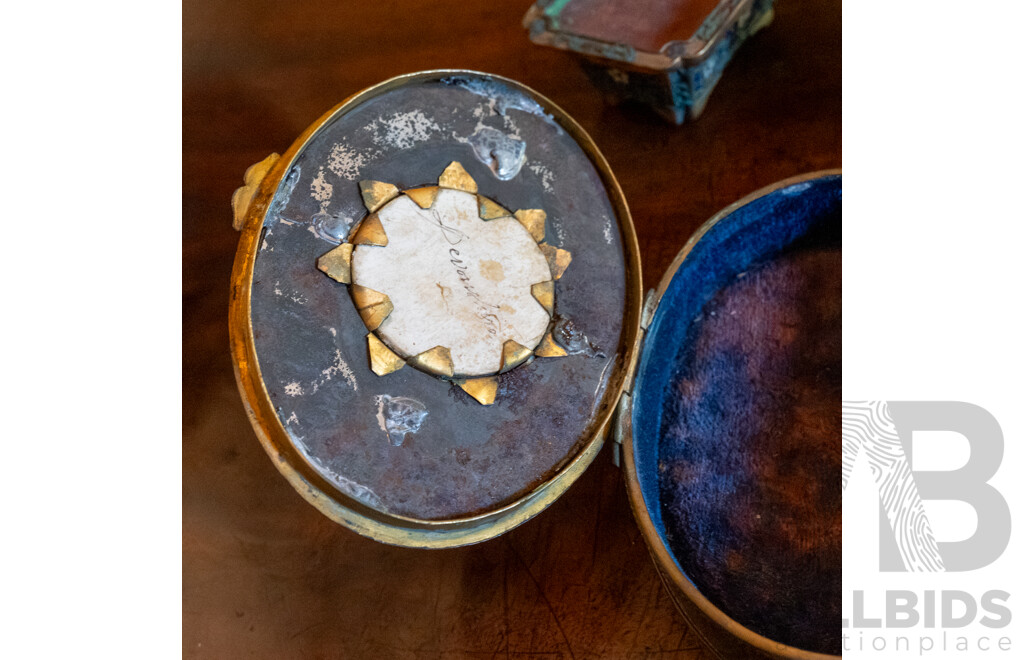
top-left (183, 0), bottom-right (839, 656)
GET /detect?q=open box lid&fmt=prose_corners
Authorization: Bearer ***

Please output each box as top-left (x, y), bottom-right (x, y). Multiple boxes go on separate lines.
top-left (229, 71), bottom-right (644, 548)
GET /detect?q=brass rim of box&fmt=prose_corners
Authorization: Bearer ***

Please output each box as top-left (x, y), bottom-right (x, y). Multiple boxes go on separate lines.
top-left (619, 170), bottom-right (842, 659)
top-left (229, 70), bottom-right (644, 549)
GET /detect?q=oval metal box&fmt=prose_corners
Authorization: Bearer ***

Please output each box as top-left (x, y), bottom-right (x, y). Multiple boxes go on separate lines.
top-left (230, 71), bottom-right (643, 549)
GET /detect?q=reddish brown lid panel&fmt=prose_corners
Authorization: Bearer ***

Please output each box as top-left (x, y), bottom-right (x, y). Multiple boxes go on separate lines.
top-left (246, 74), bottom-right (630, 521)
top-left (547, 0), bottom-right (722, 53)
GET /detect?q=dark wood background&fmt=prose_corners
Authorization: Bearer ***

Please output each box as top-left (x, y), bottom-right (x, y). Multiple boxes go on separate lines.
top-left (183, 1), bottom-right (840, 657)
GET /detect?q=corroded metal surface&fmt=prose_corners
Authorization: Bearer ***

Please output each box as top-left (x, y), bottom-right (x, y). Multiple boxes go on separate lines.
top-left (240, 73), bottom-right (634, 525)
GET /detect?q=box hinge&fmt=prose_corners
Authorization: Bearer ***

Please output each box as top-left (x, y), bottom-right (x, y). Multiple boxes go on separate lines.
top-left (611, 288), bottom-right (658, 467)
top-left (623, 287), bottom-right (658, 397)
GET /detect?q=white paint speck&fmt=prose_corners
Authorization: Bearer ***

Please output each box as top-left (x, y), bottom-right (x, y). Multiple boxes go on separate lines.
top-left (602, 216), bottom-right (613, 245)
top-left (365, 110), bottom-right (443, 149)
top-left (285, 412), bottom-right (300, 426)
top-left (550, 220), bottom-right (566, 245)
top-left (329, 327), bottom-right (337, 337)
top-left (314, 348), bottom-right (358, 392)
top-left (528, 163), bottom-right (555, 193)
top-left (374, 395), bottom-right (388, 434)
top-left (310, 167), bottom-right (333, 213)
top-left (327, 141), bottom-right (374, 180)
top-left (284, 381), bottom-right (304, 397)
top-left (272, 281), bottom-right (308, 305)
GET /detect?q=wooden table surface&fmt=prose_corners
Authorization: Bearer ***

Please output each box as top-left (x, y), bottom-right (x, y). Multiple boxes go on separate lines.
top-left (183, 1), bottom-right (840, 657)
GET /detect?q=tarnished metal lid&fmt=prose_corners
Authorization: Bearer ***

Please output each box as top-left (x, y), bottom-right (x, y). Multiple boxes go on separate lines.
top-left (229, 71), bottom-right (642, 547)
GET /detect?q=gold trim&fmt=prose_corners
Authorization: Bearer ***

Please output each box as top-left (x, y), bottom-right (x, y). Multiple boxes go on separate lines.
top-left (232, 153), bottom-right (280, 231)
top-left (350, 213), bottom-right (389, 246)
top-left (359, 180), bottom-right (400, 212)
top-left (534, 331), bottom-right (568, 358)
top-left (458, 376), bottom-right (498, 405)
top-left (407, 346), bottom-right (455, 378)
top-left (316, 243), bottom-right (353, 283)
top-left (530, 280), bottom-right (554, 315)
top-left (438, 161), bottom-right (478, 193)
top-left (405, 186), bottom-right (439, 209)
top-left (514, 209), bottom-right (547, 242)
top-left (228, 70), bottom-right (644, 549)
top-left (539, 243), bottom-right (572, 280)
top-left (367, 333), bottom-right (405, 376)
top-left (478, 195), bottom-right (511, 220)
top-left (500, 340), bottom-right (533, 373)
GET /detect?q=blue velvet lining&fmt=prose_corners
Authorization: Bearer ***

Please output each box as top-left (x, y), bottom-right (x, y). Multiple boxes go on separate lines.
top-left (631, 174), bottom-right (842, 572)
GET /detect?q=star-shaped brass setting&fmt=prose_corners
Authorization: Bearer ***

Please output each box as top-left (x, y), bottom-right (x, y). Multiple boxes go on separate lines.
top-left (316, 162), bottom-right (573, 405)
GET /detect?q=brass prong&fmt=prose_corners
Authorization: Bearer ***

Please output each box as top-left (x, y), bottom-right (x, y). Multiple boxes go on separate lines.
top-left (408, 346), bottom-right (455, 378)
top-left (458, 376), bottom-right (498, 405)
top-left (500, 340), bottom-right (533, 373)
top-left (438, 161), bottom-right (478, 193)
top-left (351, 213), bottom-right (389, 246)
top-left (316, 243), bottom-right (353, 283)
top-left (405, 186), bottom-right (439, 209)
top-left (514, 209), bottom-right (547, 242)
top-left (367, 333), bottom-right (405, 376)
top-left (358, 301), bottom-right (394, 331)
top-left (359, 180), bottom-right (400, 212)
top-left (534, 331), bottom-right (568, 358)
top-left (351, 285), bottom-right (394, 331)
top-left (531, 281), bottom-right (554, 315)
top-left (478, 195), bottom-right (510, 220)
top-left (539, 243), bottom-right (572, 280)
top-left (350, 284), bottom-right (388, 309)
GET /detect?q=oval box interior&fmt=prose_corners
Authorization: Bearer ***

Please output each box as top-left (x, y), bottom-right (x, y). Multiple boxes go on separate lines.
top-left (629, 174), bottom-right (841, 657)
